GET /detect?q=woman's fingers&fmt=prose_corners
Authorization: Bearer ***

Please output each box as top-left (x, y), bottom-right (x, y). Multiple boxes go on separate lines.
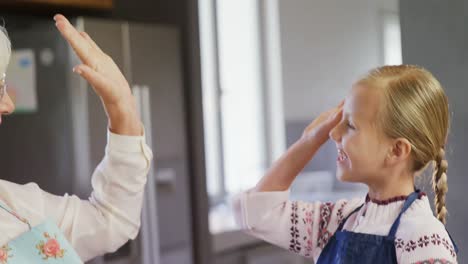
top-left (54, 14), bottom-right (99, 69)
top-left (80, 31), bottom-right (103, 53)
top-left (74, 65), bottom-right (110, 96)
top-left (54, 15), bottom-right (87, 54)
top-left (55, 14), bottom-right (140, 134)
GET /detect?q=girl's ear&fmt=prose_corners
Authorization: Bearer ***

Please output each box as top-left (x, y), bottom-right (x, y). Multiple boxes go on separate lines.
top-left (386, 138), bottom-right (412, 165)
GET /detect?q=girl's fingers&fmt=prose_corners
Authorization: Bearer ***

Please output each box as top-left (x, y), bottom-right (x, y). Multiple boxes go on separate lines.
top-left (324, 108), bottom-right (342, 134)
top-left (325, 104), bottom-right (343, 120)
top-left (335, 100), bottom-right (345, 113)
top-left (326, 107), bottom-right (342, 123)
top-left (333, 108), bottom-right (343, 120)
top-left (338, 99), bottom-right (345, 107)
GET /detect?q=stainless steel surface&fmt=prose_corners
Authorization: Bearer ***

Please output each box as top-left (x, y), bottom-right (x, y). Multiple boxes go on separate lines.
top-left (135, 85), bottom-right (161, 264)
top-left (79, 18), bottom-right (193, 264)
top-left (128, 23), bottom-right (194, 262)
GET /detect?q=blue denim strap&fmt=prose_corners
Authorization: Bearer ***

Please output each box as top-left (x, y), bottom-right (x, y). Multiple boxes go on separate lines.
top-left (337, 203), bottom-right (364, 231)
top-left (387, 190), bottom-right (420, 238)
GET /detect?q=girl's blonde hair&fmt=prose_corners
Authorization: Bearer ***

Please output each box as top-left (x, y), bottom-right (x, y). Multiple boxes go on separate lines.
top-left (358, 65), bottom-right (450, 224)
top-left (0, 25), bottom-right (11, 74)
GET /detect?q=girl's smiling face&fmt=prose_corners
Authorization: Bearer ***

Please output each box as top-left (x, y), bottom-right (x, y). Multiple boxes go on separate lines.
top-left (329, 84), bottom-right (392, 185)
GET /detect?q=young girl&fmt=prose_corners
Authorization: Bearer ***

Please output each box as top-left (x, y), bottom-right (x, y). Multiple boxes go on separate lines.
top-left (233, 65), bottom-right (458, 263)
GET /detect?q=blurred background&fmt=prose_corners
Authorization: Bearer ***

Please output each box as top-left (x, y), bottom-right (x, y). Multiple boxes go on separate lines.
top-left (0, 0), bottom-right (466, 263)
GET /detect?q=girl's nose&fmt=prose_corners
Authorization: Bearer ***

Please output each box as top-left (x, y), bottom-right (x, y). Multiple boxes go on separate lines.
top-left (0, 93), bottom-right (15, 115)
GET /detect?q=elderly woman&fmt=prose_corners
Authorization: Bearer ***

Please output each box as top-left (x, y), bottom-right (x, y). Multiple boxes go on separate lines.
top-left (0, 15), bottom-right (152, 263)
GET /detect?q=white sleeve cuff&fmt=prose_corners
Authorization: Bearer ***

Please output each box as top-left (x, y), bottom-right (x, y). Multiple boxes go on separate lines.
top-left (107, 129), bottom-right (147, 153)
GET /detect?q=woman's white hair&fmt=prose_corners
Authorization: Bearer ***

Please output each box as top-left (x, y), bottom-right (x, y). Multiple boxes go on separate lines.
top-left (0, 25), bottom-right (11, 75)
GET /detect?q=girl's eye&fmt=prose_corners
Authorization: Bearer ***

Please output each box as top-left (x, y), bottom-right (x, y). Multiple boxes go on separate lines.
top-left (347, 121), bottom-right (355, 130)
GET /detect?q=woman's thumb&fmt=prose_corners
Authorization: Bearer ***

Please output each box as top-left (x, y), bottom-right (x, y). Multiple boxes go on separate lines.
top-left (73, 64), bottom-right (110, 96)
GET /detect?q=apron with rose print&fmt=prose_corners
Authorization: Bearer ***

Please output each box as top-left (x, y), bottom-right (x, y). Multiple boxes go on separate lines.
top-left (0, 201), bottom-right (83, 264)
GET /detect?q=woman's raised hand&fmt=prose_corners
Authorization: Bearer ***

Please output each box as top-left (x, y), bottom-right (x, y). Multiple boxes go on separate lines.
top-left (54, 14), bottom-right (142, 136)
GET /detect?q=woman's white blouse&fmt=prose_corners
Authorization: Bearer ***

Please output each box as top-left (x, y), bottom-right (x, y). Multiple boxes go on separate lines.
top-left (232, 189), bottom-right (458, 264)
top-left (0, 129), bottom-right (153, 262)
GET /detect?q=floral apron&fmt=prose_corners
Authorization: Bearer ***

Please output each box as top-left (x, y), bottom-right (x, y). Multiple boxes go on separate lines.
top-left (0, 201), bottom-right (83, 263)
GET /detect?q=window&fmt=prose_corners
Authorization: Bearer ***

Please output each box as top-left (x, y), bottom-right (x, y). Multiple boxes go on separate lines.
top-left (199, 0), bottom-right (285, 204)
top-left (382, 12), bottom-right (402, 65)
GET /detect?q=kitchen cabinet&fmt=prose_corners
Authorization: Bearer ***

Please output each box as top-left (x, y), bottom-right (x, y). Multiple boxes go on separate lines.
top-left (0, 0), bottom-right (113, 10)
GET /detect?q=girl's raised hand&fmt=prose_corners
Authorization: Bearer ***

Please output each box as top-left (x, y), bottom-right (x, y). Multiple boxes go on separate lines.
top-left (301, 100), bottom-right (344, 145)
top-left (54, 14), bottom-right (141, 136)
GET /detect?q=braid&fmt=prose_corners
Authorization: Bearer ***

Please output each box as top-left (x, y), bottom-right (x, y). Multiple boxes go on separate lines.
top-left (432, 148), bottom-right (448, 224)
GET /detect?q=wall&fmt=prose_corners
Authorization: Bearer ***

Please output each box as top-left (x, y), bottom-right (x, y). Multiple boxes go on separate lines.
top-left (400, 0), bottom-right (468, 260)
top-left (279, 0), bottom-right (397, 121)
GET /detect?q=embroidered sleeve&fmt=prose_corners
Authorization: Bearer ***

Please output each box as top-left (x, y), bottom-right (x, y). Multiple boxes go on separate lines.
top-left (396, 222), bottom-right (458, 264)
top-left (232, 190), bottom-right (362, 260)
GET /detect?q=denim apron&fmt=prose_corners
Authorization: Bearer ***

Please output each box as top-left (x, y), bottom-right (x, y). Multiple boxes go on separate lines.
top-left (317, 190), bottom-right (458, 264)
top-left (0, 201), bottom-right (83, 263)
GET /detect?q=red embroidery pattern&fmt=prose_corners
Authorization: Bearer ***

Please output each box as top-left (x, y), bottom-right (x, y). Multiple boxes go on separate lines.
top-left (336, 201), bottom-right (348, 224)
top-left (288, 202), bottom-right (339, 255)
top-left (301, 204), bottom-right (314, 257)
top-left (366, 192), bottom-right (426, 205)
top-left (412, 259), bottom-right (454, 264)
top-left (317, 202), bottom-right (334, 249)
top-left (395, 234), bottom-right (456, 258)
top-left (289, 202), bottom-right (301, 253)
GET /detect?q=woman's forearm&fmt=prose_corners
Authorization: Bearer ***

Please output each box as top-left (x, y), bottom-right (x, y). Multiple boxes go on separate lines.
top-left (106, 100), bottom-right (142, 136)
top-left (254, 136), bottom-right (322, 192)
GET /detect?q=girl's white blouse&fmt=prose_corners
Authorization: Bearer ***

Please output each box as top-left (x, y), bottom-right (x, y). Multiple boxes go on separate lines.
top-left (0, 130), bottom-right (153, 262)
top-left (232, 189), bottom-right (458, 264)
